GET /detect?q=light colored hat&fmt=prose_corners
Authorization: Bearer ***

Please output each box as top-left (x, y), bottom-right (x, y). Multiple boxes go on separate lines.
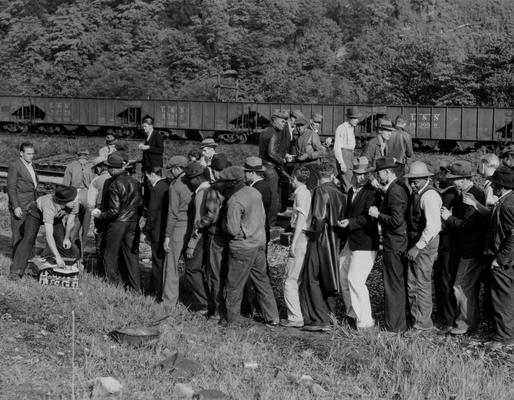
top-left (352, 156), bottom-right (372, 174)
top-left (311, 113), bottom-right (323, 123)
top-left (243, 156), bottom-right (266, 172)
top-left (200, 138), bottom-right (218, 149)
top-left (404, 161), bottom-right (434, 179)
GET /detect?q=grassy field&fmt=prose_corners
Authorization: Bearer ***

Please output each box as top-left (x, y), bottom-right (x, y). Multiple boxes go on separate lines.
top-left (1, 134), bottom-right (512, 400)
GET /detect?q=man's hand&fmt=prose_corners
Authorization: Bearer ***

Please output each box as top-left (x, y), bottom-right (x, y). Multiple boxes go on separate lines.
top-left (163, 237), bottom-right (171, 252)
top-left (441, 207), bottom-right (452, 221)
top-left (368, 206), bottom-right (379, 218)
top-left (14, 207), bottom-right (23, 219)
top-left (407, 246), bottom-right (420, 261)
top-left (55, 256), bottom-right (66, 268)
top-left (462, 193), bottom-right (477, 209)
top-left (338, 219), bottom-right (349, 228)
top-left (185, 247), bottom-right (195, 259)
top-left (285, 154), bottom-right (295, 162)
top-left (63, 238), bottom-right (72, 250)
top-left (491, 259), bottom-right (500, 270)
top-left (91, 208), bottom-right (101, 218)
top-left (138, 144), bottom-right (150, 151)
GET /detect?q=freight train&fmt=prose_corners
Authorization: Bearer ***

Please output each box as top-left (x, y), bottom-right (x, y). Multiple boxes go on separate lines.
top-left (0, 95), bottom-right (512, 150)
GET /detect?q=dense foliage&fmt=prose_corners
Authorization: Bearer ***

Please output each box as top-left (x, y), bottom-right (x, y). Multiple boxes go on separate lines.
top-left (0, 0), bottom-right (512, 105)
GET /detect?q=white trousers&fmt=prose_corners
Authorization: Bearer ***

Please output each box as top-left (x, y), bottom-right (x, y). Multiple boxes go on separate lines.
top-left (283, 233), bottom-right (308, 322)
top-left (339, 243), bottom-right (377, 328)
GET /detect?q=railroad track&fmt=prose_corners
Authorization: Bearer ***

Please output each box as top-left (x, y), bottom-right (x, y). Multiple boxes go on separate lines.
top-left (0, 164), bottom-right (64, 190)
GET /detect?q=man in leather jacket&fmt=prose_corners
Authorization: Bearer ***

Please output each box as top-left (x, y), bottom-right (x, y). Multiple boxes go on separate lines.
top-left (92, 153), bottom-right (143, 292)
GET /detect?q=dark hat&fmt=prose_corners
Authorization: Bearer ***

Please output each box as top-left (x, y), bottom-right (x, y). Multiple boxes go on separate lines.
top-left (311, 113), bottom-right (323, 123)
top-left (104, 153), bottom-right (125, 168)
top-left (295, 117), bottom-right (308, 126)
top-left (142, 115), bottom-right (154, 124)
top-left (488, 166), bottom-right (514, 189)
top-left (243, 156), bottom-right (266, 172)
top-left (446, 160), bottom-right (473, 179)
top-left (105, 134), bottom-right (116, 144)
top-left (167, 155), bottom-right (188, 169)
top-left (404, 161), bottom-right (434, 179)
top-left (501, 144), bottom-right (514, 157)
top-left (201, 138), bottom-right (218, 149)
top-left (352, 157), bottom-right (372, 174)
top-left (290, 109), bottom-right (305, 119)
top-left (272, 109), bottom-right (289, 119)
top-left (77, 148), bottom-right (89, 156)
top-left (346, 108), bottom-right (362, 119)
top-left (183, 161), bottom-right (205, 178)
top-left (53, 185), bottom-right (77, 204)
top-left (219, 166), bottom-right (245, 182)
top-left (375, 156), bottom-right (401, 172)
top-left (211, 153), bottom-right (230, 171)
top-left (377, 118), bottom-right (394, 131)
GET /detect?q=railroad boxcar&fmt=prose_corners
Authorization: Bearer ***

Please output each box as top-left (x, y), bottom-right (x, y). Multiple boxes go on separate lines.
top-left (0, 95), bottom-right (512, 148)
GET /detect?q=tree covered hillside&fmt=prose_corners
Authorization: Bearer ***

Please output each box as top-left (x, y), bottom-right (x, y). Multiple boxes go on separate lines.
top-left (0, 0), bottom-right (512, 105)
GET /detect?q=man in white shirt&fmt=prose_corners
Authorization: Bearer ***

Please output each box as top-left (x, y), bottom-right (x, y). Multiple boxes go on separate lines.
top-left (334, 108), bottom-right (362, 192)
top-left (404, 161), bottom-right (442, 332)
top-left (281, 166), bottom-right (312, 328)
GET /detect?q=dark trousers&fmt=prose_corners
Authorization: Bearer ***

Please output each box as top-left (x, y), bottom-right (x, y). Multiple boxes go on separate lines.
top-left (205, 234), bottom-right (228, 315)
top-left (10, 210), bottom-right (79, 278)
top-left (434, 244), bottom-right (458, 326)
top-left (10, 211), bottom-right (25, 257)
top-left (150, 241), bottom-right (166, 301)
top-left (382, 249), bottom-right (408, 332)
top-left (490, 265), bottom-right (514, 342)
top-left (225, 246), bottom-right (279, 324)
top-left (264, 167), bottom-right (279, 226)
top-left (103, 221), bottom-right (141, 292)
top-left (453, 256), bottom-right (484, 331)
top-left (184, 236), bottom-right (209, 310)
top-left (93, 226), bottom-right (106, 276)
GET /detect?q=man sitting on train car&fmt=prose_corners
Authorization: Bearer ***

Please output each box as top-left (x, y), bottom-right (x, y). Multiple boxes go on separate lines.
top-left (139, 115), bottom-right (164, 208)
top-left (361, 118), bottom-right (394, 169)
top-left (200, 138), bottom-right (219, 183)
top-left (7, 142), bottom-right (39, 256)
top-left (9, 185), bottom-right (80, 280)
top-left (63, 149), bottom-right (96, 257)
top-left (258, 109), bottom-right (288, 226)
top-left (98, 134), bottom-right (117, 159)
top-left (388, 116), bottom-right (414, 164)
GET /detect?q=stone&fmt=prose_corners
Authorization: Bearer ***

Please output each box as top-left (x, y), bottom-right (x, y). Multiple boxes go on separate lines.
top-left (174, 383), bottom-right (195, 399)
top-left (92, 377), bottom-right (122, 398)
top-left (299, 375), bottom-right (314, 387)
top-left (158, 352), bottom-right (202, 380)
top-left (310, 383), bottom-right (327, 396)
top-left (196, 389), bottom-right (227, 400)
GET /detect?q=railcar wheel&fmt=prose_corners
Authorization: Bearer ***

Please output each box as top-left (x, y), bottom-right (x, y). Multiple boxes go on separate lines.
top-left (219, 133), bottom-right (239, 144)
top-left (238, 134), bottom-right (247, 144)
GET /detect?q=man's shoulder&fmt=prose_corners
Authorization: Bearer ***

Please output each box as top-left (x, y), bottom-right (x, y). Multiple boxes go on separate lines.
top-left (8, 158), bottom-right (21, 169)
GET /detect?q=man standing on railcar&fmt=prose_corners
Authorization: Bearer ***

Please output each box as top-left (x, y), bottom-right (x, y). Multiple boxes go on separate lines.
top-left (92, 153), bottom-right (143, 292)
top-left (258, 109), bottom-right (288, 225)
top-left (334, 108), bottom-right (362, 193)
top-left (7, 142), bottom-right (39, 255)
top-left (368, 157), bottom-right (410, 333)
top-left (139, 115), bottom-right (164, 209)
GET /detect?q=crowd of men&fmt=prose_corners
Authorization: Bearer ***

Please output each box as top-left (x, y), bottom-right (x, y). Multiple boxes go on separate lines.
top-left (6, 110), bottom-right (514, 350)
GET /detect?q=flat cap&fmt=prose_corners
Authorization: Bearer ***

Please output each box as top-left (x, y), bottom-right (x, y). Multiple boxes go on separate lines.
top-left (219, 166), bottom-right (245, 182)
top-left (104, 152), bottom-right (125, 168)
top-left (201, 138), bottom-right (218, 148)
top-left (211, 153), bottom-right (230, 171)
top-left (311, 113), bottom-right (323, 123)
top-left (183, 161), bottom-right (205, 178)
top-left (290, 109), bottom-right (305, 119)
top-left (167, 155), bottom-right (188, 169)
top-left (272, 109), bottom-right (289, 119)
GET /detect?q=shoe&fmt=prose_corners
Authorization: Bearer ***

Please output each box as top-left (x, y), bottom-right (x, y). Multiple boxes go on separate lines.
top-left (437, 326), bottom-right (453, 335)
top-left (302, 324), bottom-right (331, 332)
top-left (450, 327), bottom-right (468, 336)
top-left (279, 319), bottom-right (304, 328)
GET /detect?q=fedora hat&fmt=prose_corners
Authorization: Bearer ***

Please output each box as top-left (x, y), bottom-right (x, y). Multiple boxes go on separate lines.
top-left (211, 153), bottom-right (230, 171)
top-left (142, 114), bottom-right (154, 125)
top-left (346, 108), bottom-right (362, 119)
top-left (104, 153), bottom-right (125, 168)
top-left (352, 156), bottom-right (372, 174)
top-left (488, 166), bottom-right (514, 189)
top-left (201, 138), bottom-right (218, 148)
top-left (404, 161), bottom-right (434, 179)
top-left (243, 156), bottom-right (266, 172)
top-left (183, 161), bottom-right (205, 178)
top-left (377, 118), bottom-right (394, 131)
top-left (501, 144), bottom-right (514, 157)
top-left (446, 160), bottom-right (473, 179)
top-left (105, 134), bottom-right (117, 144)
top-left (53, 185), bottom-right (77, 204)
top-left (375, 156), bottom-right (401, 172)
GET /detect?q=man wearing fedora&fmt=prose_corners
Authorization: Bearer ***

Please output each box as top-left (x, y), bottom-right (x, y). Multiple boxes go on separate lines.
top-left (258, 109), bottom-right (288, 224)
top-left (440, 160), bottom-right (487, 335)
top-left (163, 155), bottom-right (192, 306)
top-left (99, 134), bottom-right (117, 160)
top-left (286, 110), bottom-right (305, 146)
top-left (139, 115), bottom-right (164, 208)
top-left (281, 165), bottom-right (312, 328)
top-left (500, 145), bottom-right (514, 169)
top-left (295, 115), bottom-right (326, 190)
top-left (368, 156), bottom-right (410, 332)
top-left (244, 157), bottom-right (272, 242)
top-left (334, 108), bottom-right (362, 192)
top-left (92, 153), bottom-right (143, 292)
top-left (362, 119), bottom-right (394, 169)
top-left (221, 166), bottom-right (279, 326)
top-left (7, 142), bottom-right (39, 256)
top-left (483, 166), bottom-right (514, 349)
top-left (388, 116), bottom-right (413, 164)
top-left (338, 156), bottom-right (381, 329)
top-left (404, 161), bottom-right (442, 333)
top-left (9, 185), bottom-right (80, 280)
top-left (200, 138), bottom-right (219, 183)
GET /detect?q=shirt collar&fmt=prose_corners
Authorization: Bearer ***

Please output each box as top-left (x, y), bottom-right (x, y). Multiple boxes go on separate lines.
top-left (498, 189), bottom-right (513, 202)
top-left (383, 177), bottom-right (397, 192)
top-left (20, 157), bottom-right (33, 167)
top-left (195, 180), bottom-right (210, 194)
